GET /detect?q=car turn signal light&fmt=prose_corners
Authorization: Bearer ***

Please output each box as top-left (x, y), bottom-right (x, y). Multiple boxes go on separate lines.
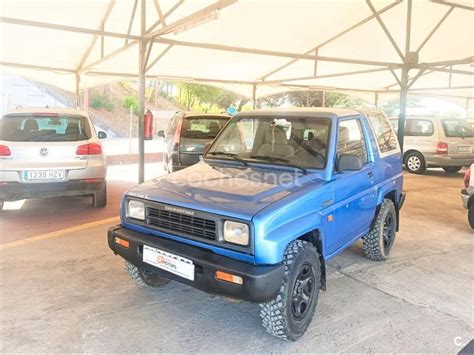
top-left (215, 271), bottom-right (243, 285)
top-left (114, 237), bottom-right (129, 248)
top-left (436, 142), bottom-right (448, 155)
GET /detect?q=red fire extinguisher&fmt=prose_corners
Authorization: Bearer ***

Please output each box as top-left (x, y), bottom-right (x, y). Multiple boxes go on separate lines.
top-left (144, 109), bottom-right (154, 140)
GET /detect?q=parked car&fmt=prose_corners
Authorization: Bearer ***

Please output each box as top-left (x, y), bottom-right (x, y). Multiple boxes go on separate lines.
top-left (158, 112), bottom-right (230, 173)
top-left (389, 116), bottom-right (474, 174)
top-left (108, 108), bottom-right (404, 341)
top-left (461, 164), bottom-right (474, 229)
top-left (0, 108), bottom-right (107, 210)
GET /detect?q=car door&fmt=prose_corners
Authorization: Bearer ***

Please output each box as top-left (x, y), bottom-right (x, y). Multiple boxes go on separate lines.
top-left (330, 117), bottom-right (377, 253)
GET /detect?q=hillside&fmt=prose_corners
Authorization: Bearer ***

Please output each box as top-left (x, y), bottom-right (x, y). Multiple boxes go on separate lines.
top-left (34, 80), bottom-right (186, 137)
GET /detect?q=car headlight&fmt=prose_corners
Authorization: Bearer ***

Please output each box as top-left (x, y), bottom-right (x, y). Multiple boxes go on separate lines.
top-left (223, 221), bottom-right (249, 246)
top-left (128, 200), bottom-right (145, 220)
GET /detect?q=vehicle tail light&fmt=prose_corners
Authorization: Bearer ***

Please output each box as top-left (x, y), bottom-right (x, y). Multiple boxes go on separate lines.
top-left (76, 143), bottom-right (102, 155)
top-left (464, 169), bottom-right (471, 189)
top-left (436, 142), bottom-right (448, 154)
top-left (0, 145), bottom-right (11, 157)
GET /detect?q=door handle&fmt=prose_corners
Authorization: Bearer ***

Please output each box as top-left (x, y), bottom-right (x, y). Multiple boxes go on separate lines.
top-left (367, 172), bottom-right (374, 179)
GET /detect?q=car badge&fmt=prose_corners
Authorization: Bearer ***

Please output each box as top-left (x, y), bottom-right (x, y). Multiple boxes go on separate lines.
top-left (39, 147), bottom-right (48, 156)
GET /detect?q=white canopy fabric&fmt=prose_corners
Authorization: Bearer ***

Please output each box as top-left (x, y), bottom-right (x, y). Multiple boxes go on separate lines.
top-left (1, 0), bottom-right (473, 107)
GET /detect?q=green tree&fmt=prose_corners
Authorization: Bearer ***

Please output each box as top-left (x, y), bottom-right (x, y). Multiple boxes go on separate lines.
top-left (123, 95), bottom-right (139, 116)
top-left (379, 96), bottom-right (422, 116)
top-left (262, 90), bottom-right (366, 108)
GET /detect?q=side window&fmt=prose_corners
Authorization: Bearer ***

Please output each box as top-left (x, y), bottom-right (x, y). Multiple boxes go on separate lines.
top-left (337, 119), bottom-right (368, 164)
top-left (367, 112), bottom-right (399, 154)
top-left (405, 119), bottom-right (434, 136)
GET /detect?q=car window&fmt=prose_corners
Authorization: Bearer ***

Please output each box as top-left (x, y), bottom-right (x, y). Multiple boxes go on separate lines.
top-left (0, 113), bottom-right (91, 142)
top-left (405, 119), bottom-right (434, 136)
top-left (366, 112), bottom-right (399, 154)
top-left (207, 116), bottom-right (331, 169)
top-left (181, 116), bottom-right (229, 139)
top-left (441, 119), bottom-right (474, 138)
top-left (337, 119), bottom-right (368, 164)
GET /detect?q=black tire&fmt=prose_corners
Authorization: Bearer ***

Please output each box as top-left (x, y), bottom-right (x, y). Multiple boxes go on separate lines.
top-left (124, 260), bottom-right (170, 288)
top-left (404, 151), bottom-right (426, 174)
top-left (92, 183), bottom-right (107, 208)
top-left (259, 240), bottom-right (321, 341)
top-left (468, 204), bottom-right (474, 229)
top-left (443, 166), bottom-right (462, 173)
top-left (362, 199), bottom-right (397, 261)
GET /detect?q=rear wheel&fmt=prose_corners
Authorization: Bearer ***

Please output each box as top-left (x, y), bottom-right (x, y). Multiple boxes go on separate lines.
top-left (362, 199), bottom-right (397, 261)
top-left (92, 183), bottom-right (107, 208)
top-left (259, 240), bottom-right (321, 341)
top-left (469, 205), bottom-right (474, 229)
top-left (404, 151), bottom-right (426, 174)
top-left (124, 260), bottom-right (170, 287)
top-left (443, 166), bottom-right (462, 173)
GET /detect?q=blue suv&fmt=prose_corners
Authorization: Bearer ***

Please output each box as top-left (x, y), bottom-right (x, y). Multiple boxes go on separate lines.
top-left (108, 108), bottom-right (405, 341)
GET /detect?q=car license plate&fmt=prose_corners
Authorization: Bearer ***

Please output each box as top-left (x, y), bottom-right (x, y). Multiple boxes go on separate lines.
top-left (143, 245), bottom-right (195, 281)
top-left (458, 146), bottom-right (471, 153)
top-left (23, 170), bottom-right (66, 181)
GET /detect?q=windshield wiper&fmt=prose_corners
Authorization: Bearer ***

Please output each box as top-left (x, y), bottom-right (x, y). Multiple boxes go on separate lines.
top-left (207, 151), bottom-right (249, 166)
top-left (250, 155), bottom-right (308, 174)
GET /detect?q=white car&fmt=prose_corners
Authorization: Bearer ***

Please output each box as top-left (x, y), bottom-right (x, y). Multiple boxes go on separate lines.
top-left (0, 108), bottom-right (108, 210)
top-left (461, 164), bottom-right (474, 229)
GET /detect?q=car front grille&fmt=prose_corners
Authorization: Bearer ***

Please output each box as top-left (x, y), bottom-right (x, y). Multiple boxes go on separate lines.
top-left (146, 206), bottom-right (217, 241)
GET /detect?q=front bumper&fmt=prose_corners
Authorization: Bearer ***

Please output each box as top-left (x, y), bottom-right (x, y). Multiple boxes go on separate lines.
top-left (108, 225), bottom-right (284, 303)
top-left (0, 179), bottom-right (105, 201)
top-left (461, 189), bottom-right (472, 209)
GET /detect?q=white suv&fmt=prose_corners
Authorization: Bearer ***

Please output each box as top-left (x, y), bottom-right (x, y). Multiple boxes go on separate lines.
top-left (0, 108), bottom-right (107, 210)
top-left (389, 116), bottom-right (474, 174)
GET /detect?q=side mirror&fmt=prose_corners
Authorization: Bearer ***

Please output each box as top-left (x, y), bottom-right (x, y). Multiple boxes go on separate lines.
top-left (97, 131), bottom-right (107, 139)
top-left (203, 142), bottom-right (212, 154)
top-left (157, 130), bottom-right (165, 138)
top-left (337, 153), bottom-right (363, 172)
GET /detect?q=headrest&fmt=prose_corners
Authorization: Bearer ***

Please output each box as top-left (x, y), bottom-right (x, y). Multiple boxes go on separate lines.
top-left (24, 119), bottom-right (38, 131)
top-left (264, 126), bottom-right (287, 144)
top-left (66, 122), bottom-right (80, 135)
top-left (208, 121), bottom-right (220, 133)
top-left (338, 126), bottom-right (350, 143)
top-left (307, 131), bottom-right (315, 141)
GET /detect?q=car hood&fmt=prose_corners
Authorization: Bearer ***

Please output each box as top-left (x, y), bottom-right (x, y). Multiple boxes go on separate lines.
top-left (127, 162), bottom-right (322, 220)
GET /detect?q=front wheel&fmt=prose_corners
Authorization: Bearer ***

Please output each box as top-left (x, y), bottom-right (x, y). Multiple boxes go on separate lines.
top-left (443, 166), bottom-right (462, 173)
top-left (468, 205), bottom-right (474, 229)
top-left (362, 199), bottom-right (397, 261)
top-left (124, 260), bottom-right (170, 287)
top-left (259, 240), bottom-right (321, 341)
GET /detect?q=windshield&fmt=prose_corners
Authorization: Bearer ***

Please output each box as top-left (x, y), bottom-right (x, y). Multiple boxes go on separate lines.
top-left (0, 113), bottom-right (92, 142)
top-left (442, 119), bottom-right (474, 138)
top-left (181, 116), bottom-right (229, 139)
top-left (206, 115), bottom-right (331, 170)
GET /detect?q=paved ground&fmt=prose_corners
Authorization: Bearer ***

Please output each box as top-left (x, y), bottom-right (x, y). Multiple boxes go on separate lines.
top-left (1, 169), bottom-right (472, 352)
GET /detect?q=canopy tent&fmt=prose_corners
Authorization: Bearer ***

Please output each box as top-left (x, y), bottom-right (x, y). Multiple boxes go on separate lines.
top-left (1, 0), bottom-right (473, 181)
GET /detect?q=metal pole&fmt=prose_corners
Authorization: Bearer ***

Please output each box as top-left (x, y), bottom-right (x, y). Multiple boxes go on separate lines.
top-left (138, 0), bottom-right (146, 183)
top-left (252, 83), bottom-right (257, 109)
top-left (129, 105), bottom-right (133, 154)
top-left (374, 92), bottom-right (378, 108)
top-left (75, 73), bottom-right (80, 108)
top-left (322, 91), bottom-right (326, 107)
top-left (397, 66), bottom-right (409, 152)
top-left (466, 98), bottom-right (470, 119)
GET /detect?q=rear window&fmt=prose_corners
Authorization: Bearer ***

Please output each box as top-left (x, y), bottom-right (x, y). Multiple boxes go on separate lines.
top-left (0, 113), bottom-right (92, 142)
top-left (442, 119), bottom-right (474, 138)
top-left (181, 116), bottom-right (229, 139)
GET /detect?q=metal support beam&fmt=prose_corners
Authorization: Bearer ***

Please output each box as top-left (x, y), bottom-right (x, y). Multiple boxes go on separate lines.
top-left (146, 44), bottom-right (173, 72)
top-left (77, 0), bottom-right (116, 70)
top-left (374, 92), bottom-right (379, 108)
top-left (397, 66), bottom-right (409, 152)
top-left (138, 0), bottom-right (146, 183)
top-left (125, 0), bottom-right (138, 46)
top-left (366, 0), bottom-right (405, 61)
top-left (153, 0), bottom-right (167, 27)
top-left (147, 0), bottom-right (184, 33)
top-left (430, 0), bottom-right (474, 11)
top-left (416, 6), bottom-right (453, 52)
top-left (466, 98), bottom-right (471, 118)
top-left (252, 83), bottom-right (257, 109)
top-left (75, 73), bottom-right (80, 108)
